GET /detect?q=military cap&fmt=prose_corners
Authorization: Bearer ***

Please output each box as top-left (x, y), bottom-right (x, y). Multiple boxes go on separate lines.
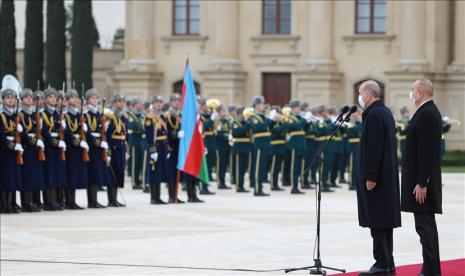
top-left (216, 104), bottom-right (225, 112)
top-left (57, 90), bottom-right (65, 99)
top-left (271, 105), bottom-right (281, 112)
top-left (44, 87), bottom-right (58, 98)
top-left (112, 93), bottom-right (125, 103)
top-left (301, 102), bottom-right (309, 110)
top-left (131, 97), bottom-right (142, 106)
top-left (1, 88), bottom-right (17, 99)
top-left (151, 95), bottom-right (164, 103)
top-left (328, 106), bottom-right (337, 114)
top-left (228, 104), bottom-right (237, 113)
top-left (143, 101), bottom-right (151, 110)
top-left (170, 93), bottom-right (181, 102)
top-left (251, 95), bottom-right (265, 106)
top-left (85, 88), bottom-right (99, 99)
top-left (20, 88), bottom-right (34, 99)
top-left (289, 99), bottom-right (301, 108)
top-left (235, 105), bottom-right (245, 114)
top-left (312, 105), bottom-right (325, 113)
top-left (33, 90), bottom-right (44, 100)
top-left (400, 106), bottom-right (409, 114)
top-left (65, 89), bottom-right (79, 100)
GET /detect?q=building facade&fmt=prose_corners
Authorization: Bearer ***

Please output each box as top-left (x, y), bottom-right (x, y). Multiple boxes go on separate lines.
top-left (110, 0), bottom-right (465, 149)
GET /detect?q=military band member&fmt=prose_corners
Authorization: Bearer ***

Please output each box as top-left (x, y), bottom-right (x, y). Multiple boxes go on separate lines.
top-left (127, 98), bottom-right (148, 190)
top-left (83, 89), bottom-right (108, 208)
top-left (0, 89), bottom-right (23, 213)
top-left (199, 97), bottom-right (215, 195)
top-left (63, 89), bottom-right (88, 209)
top-left (41, 88), bottom-right (67, 210)
top-left (228, 104), bottom-right (237, 185)
top-left (269, 106), bottom-right (286, 191)
top-left (317, 106), bottom-right (335, 193)
top-left (328, 106), bottom-right (343, 189)
top-left (248, 96), bottom-right (273, 196)
top-left (231, 106), bottom-right (251, 193)
top-left (106, 94), bottom-right (127, 207)
top-left (300, 102), bottom-right (316, 189)
top-left (286, 99), bottom-right (306, 194)
top-left (346, 108), bottom-right (362, 191)
top-left (18, 89), bottom-right (45, 212)
top-left (215, 104), bottom-right (232, 189)
top-left (125, 98), bottom-right (134, 177)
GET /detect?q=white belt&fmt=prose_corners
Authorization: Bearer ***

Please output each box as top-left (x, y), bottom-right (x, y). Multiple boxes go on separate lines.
top-left (6, 136), bottom-right (14, 141)
top-left (91, 133), bottom-right (101, 138)
top-left (73, 134), bottom-right (80, 138)
top-left (127, 130), bottom-right (133, 134)
top-left (28, 133), bottom-right (36, 138)
top-left (50, 132), bottom-right (58, 137)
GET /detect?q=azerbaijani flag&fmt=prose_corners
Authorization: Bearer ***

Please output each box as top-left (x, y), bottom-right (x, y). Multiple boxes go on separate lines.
top-left (176, 61), bottom-right (210, 184)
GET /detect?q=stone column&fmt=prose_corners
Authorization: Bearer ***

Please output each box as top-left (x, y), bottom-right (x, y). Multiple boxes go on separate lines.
top-left (306, 1), bottom-right (334, 71)
top-left (452, 0), bottom-right (465, 71)
top-left (397, 1), bottom-right (428, 71)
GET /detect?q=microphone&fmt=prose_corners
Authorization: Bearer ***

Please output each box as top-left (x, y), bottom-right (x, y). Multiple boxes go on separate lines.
top-left (335, 105), bottom-right (350, 122)
top-left (343, 105), bottom-right (358, 122)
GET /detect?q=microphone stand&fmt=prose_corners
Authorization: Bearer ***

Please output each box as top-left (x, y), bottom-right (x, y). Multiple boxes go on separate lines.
top-left (285, 116), bottom-right (348, 275)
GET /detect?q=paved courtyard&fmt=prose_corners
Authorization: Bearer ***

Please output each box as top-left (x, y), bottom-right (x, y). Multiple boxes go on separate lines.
top-left (1, 173), bottom-right (464, 275)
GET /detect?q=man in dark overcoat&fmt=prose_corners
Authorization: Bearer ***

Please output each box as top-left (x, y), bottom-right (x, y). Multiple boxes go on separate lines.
top-left (356, 80), bottom-right (401, 275)
top-left (401, 79), bottom-right (443, 276)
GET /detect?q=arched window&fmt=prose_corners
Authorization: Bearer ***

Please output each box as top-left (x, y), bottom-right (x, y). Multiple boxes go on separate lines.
top-left (173, 80), bottom-right (201, 95)
top-left (355, 0), bottom-right (386, 34)
top-left (173, 0), bottom-right (200, 35)
top-left (353, 79), bottom-right (385, 104)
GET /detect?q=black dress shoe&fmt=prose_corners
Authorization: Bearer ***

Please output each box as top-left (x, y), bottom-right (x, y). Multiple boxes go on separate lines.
top-left (132, 186), bottom-right (142, 190)
top-left (331, 183), bottom-right (342, 188)
top-left (237, 188), bottom-right (250, 193)
top-left (168, 198), bottom-right (185, 204)
top-left (43, 204), bottom-right (57, 211)
top-left (199, 189), bottom-right (215, 195)
top-left (254, 192), bottom-right (270, 197)
top-left (291, 189), bottom-right (305, 194)
top-left (322, 187), bottom-right (335, 193)
top-left (358, 266), bottom-right (390, 275)
top-left (108, 202), bottom-right (119, 207)
top-left (88, 202), bottom-right (106, 208)
top-left (218, 185), bottom-right (232, 190)
top-left (143, 187), bottom-right (150, 193)
top-left (271, 187), bottom-right (285, 191)
top-left (339, 179), bottom-right (348, 184)
top-left (188, 197), bottom-right (204, 203)
top-left (151, 198), bottom-right (167, 205)
top-left (53, 203), bottom-right (64, 211)
top-left (72, 202), bottom-right (85, 209)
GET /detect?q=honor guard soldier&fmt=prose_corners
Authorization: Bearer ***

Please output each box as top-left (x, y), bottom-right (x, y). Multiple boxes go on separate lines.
top-left (269, 106), bottom-right (286, 191)
top-left (286, 99), bottom-right (306, 194)
top-left (125, 98), bottom-right (134, 177)
top-left (215, 104), bottom-right (232, 189)
top-left (127, 98), bottom-right (148, 191)
top-left (19, 88), bottom-right (45, 212)
top-left (166, 93), bottom-right (185, 203)
top-left (316, 106), bottom-right (335, 193)
top-left (227, 105), bottom-right (237, 185)
top-left (83, 88), bottom-right (109, 208)
top-left (32, 90), bottom-right (46, 208)
top-left (198, 97), bottom-right (215, 195)
top-left (63, 89), bottom-right (88, 209)
top-left (396, 106), bottom-right (410, 161)
top-left (41, 88), bottom-right (67, 210)
top-left (231, 106), bottom-right (251, 193)
top-left (106, 93), bottom-right (127, 207)
top-left (345, 108), bottom-right (362, 191)
top-left (0, 88), bottom-right (23, 213)
top-left (247, 96), bottom-right (273, 196)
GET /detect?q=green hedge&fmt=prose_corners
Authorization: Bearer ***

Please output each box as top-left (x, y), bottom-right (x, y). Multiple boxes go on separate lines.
top-left (442, 151), bottom-right (465, 167)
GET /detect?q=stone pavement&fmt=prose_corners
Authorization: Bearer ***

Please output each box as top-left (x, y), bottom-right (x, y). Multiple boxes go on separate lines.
top-left (1, 173), bottom-right (464, 275)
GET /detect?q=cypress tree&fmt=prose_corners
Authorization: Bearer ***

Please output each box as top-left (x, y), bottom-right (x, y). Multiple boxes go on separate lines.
top-left (46, 0), bottom-right (66, 89)
top-left (24, 0), bottom-right (44, 89)
top-left (0, 0), bottom-right (17, 78)
top-left (71, 0), bottom-right (93, 94)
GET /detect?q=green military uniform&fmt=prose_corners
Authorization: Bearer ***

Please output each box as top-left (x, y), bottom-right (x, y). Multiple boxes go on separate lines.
top-left (215, 116), bottom-right (232, 189)
top-left (338, 127), bottom-right (349, 183)
top-left (247, 112), bottom-right (273, 196)
top-left (231, 117), bottom-right (250, 192)
top-left (124, 112), bottom-right (132, 177)
top-left (200, 112), bottom-right (215, 193)
top-left (318, 118), bottom-right (335, 192)
top-left (346, 121), bottom-right (362, 190)
top-left (441, 120), bottom-right (451, 164)
top-left (396, 119), bottom-right (409, 160)
top-left (303, 121), bottom-right (319, 188)
top-left (330, 125), bottom-right (344, 188)
top-left (270, 118), bottom-right (287, 191)
top-left (127, 111), bottom-right (148, 190)
top-left (286, 111), bottom-right (306, 194)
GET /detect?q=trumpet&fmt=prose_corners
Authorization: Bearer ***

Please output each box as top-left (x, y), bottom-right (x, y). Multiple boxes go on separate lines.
top-left (242, 107), bottom-right (255, 120)
top-left (206, 98), bottom-right (221, 111)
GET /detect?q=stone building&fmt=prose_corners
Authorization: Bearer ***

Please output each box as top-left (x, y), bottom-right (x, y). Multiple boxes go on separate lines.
top-left (110, 0), bottom-right (464, 149)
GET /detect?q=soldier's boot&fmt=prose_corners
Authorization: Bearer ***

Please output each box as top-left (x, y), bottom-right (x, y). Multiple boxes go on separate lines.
top-left (254, 183), bottom-right (269, 197)
top-left (51, 188), bottom-right (64, 211)
top-left (88, 185), bottom-right (106, 208)
top-left (56, 187), bottom-right (65, 208)
top-left (71, 189), bottom-right (84, 209)
top-left (43, 188), bottom-right (55, 211)
top-left (151, 184), bottom-right (166, 205)
top-left (113, 187), bottom-right (125, 207)
top-left (33, 191), bottom-right (43, 209)
top-left (199, 182), bottom-right (215, 195)
top-left (0, 191), bottom-right (8, 213)
top-left (65, 188), bottom-right (73, 209)
top-left (21, 191), bottom-right (33, 212)
top-left (187, 184), bottom-right (204, 203)
top-left (107, 186), bottom-right (118, 207)
top-left (11, 191), bottom-right (21, 212)
top-left (167, 183), bottom-right (184, 204)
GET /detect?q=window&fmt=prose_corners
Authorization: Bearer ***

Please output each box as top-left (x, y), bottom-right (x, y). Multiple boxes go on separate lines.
top-left (173, 80), bottom-right (201, 95)
top-left (263, 0), bottom-right (291, 35)
top-left (355, 0), bottom-right (386, 34)
top-left (173, 0), bottom-right (200, 35)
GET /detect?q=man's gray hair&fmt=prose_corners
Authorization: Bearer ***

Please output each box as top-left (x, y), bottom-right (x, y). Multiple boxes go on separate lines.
top-left (360, 80), bottom-right (381, 98)
top-left (416, 79), bottom-right (433, 96)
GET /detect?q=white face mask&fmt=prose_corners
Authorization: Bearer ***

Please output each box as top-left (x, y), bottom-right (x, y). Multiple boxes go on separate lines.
top-left (409, 91), bottom-right (417, 105)
top-left (358, 95), bottom-right (366, 108)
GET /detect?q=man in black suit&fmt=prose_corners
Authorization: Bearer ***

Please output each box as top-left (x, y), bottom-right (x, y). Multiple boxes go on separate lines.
top-left (356, 80), bottom-right (401, 276)
top-left (401, 79), bottom-right (443, 276)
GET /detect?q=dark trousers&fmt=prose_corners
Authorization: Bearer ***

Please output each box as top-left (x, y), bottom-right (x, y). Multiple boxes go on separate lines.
top-left (216, 147), bottom-right (230, 187)
top-left (322, 151), bottom-right (334, 188)
top-left (414, 213), bottom-right (441, 276)
top-left (250, 148), bottom-right (268, 193)
top-left (370, 228), bottom-right (394, 270)
top-left (234, 152), bottom-right (248, 191)
top-left (130, 146), bottom-right (144, 187)
top-left (330, 152), bottom-right (342, 183)
top-left (270, 154), bottom-right (283, 189)
top-left (206, 146), bottom-right (216, 180)
top-left (288, 149), bottom-right (302, 191)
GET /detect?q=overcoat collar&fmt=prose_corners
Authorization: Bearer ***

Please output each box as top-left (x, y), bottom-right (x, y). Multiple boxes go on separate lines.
top-left (362, 100), bottom-right (384, 120)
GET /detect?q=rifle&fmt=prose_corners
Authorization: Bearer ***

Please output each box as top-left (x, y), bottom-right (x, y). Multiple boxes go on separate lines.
top-left (80, 97), bottom-right (90, 162)
top-left (35, 100), bottom-right (46, 161)
top-left (14, 98), bottom-right (24, 165)
top-left (58, 101), bottom-right (66, 161)
top-left (101, 97), bottom-right (108, 161)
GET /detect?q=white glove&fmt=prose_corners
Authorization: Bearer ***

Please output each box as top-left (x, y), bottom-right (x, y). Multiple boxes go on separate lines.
top-left (304, 111), bottom-right (313, 122)
top-left (125, 153), bottom-right (130, 160)
top-left (58, 140), bottom-right (67, 150)
top-left (217, 124), bottom-right (222, 131)
top-left (79, 140), bottom-right (89, 150)
top-left (100, 141), bottom-right (109, 150)
top-left (177, 130), bottom-right (185, 138)
top-left (82, 123), bottom-right (88, 132)
top-left (14, 143), bottom-right (24, 152)
top-left (17, 124), bottom-right (23, 133)
top-left (166, 153), bottom-right (171, 159)
top-left (36, 139), bottom-right (45, 149)
top-left (61, 119), bottom-right (67, 129)
top-left (286, 134), bottom-right (291, 142)
top-left (104, 121), bottom-right (110, 131)
top-left (150, 152), bottom-right (158, 161)
top-left (204, 148), bottom-right (208, 155)
top-left (210, 112), bottom-right (218, 121)
top-left (268, 109), bottom-right (277, 121)
top-left (228, 134), bottom-right (233, 141)
top-left (106, 156), bottom-right (111, 166)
